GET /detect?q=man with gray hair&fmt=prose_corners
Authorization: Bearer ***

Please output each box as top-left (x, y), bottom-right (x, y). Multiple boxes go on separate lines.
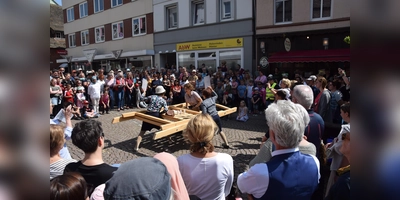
top-left (292, 85), bottom-right (325, 161)
top-left (238, 100), bottom-right (320, 200)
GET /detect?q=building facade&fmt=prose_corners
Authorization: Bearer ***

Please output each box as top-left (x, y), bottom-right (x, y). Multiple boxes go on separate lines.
top-left (256, 0), bottom-right (350, 78)
top-left (57, 0), bottom-right (154, 72)
top-left (50, 3), bottom-right (67, 69)
top-left (153, 0), bottom-right (254, 73)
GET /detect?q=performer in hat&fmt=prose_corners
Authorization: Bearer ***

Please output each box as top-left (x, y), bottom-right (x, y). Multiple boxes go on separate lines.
top-left (135, 85), bottom-right (171, 151)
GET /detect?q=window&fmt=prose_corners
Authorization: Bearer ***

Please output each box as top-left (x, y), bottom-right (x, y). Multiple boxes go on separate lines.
top-left (79, 2), bottom-right (88, 18)
top-left (275, 0), bottom-right (292, 23)
top-left (112, 21), bottom-right (124, 40)
top-left (68, 34), bottom-right (76, 47)
top-left (55, 32), bottom-right (62, 38)
top-left (192, 1), bottom-right (205, 25)
top-left (166, 6), bottom-right (178, 29)
top-left (81, 30), bottom-right (89, 45)
top-left (132, 16), bottom-right (146, 36)
top-left (94, 0), bottom-right (104, 13)
top-left (95, 26), bottom-right (105, 43)
top-left (220, 0), bottom-right (233, 20)
top-left (312, 0), bottom-right (331, 19)
top-left (111, 0), bottom-right (122, 8)
top-left (66, 7), bottom-right (74, 22)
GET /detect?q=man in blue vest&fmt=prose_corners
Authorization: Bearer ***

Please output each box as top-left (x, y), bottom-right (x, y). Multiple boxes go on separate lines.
top-left (238, 100), bottom-right (320, 200)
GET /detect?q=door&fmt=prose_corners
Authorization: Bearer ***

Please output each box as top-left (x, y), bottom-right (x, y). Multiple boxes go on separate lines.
top-left (197, 59), bottom-right (216, 72)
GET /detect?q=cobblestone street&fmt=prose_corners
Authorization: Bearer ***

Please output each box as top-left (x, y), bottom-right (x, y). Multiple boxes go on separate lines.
top-left (68, 108), bottom-right (268, 186)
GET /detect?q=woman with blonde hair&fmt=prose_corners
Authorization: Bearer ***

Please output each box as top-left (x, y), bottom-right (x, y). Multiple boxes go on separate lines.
top-left (178, 114), bottom-right (234, 200)
top-left (50, 125), bottom-right (76, 180)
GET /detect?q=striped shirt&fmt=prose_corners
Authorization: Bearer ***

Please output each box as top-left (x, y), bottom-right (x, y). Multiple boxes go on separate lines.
top-left (50, 158), bottom-right (77, 180)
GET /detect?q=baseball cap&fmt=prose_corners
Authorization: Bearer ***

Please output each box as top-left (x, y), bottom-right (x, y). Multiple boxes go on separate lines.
top-left (192, 69), bottom-right (196, 73)
top-left (126, 68), bottom-right (131, 72)
top-left (306, 75), bottom-right (317, 81)
top-left (117, 69), bottom-right (122, 72)
top-left (78, 68), bottom-right (83, 71)
top-left (83, 100), bottom-right (89, 104)
top-left (104, 157), bottom-right (171, 200)
top-left (268, 74), bottom-right (273, 78)
top-left (254, 87), bottom-right (259, 90)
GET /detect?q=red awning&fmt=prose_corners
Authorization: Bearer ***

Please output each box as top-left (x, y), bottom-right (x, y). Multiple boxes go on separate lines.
top-left (268, 49), bottom-right (350, 63)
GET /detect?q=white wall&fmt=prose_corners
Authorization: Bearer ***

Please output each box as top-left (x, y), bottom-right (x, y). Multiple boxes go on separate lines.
top-left (67, 34), bottom-right (154, 57)
top-left (64, 0), bottom-right (152, 34)
top-left (206, 0), bottom-right (217, 23)
top-left (236, 0), bottom-right (253, 19)
top-left (154, 0), bottom-right (253, 33)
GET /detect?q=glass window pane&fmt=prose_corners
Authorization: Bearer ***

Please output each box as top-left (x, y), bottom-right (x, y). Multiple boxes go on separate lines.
top-left (178, 53), bottom-right (195, 68)
top-left (312, 0), bottom-right (321, 18)
top-left (141, 17), bottom-right (146, 33)
top-left (322, 0), bottom-right (331, 17)
top-left (284, 0), bottom-right (292, 22)
top-left (275, 1), bottom-right (283, 23)
top-left (195, 3), bottom-right (204, 24)
top-left (219, 50), bottom-right (241, 71)
top-left (133, 19), bottom-right (139, 35)
top-left (100, 0), bottom-right (104, 10)
top-left (198, 52), bottom-right (216, 58)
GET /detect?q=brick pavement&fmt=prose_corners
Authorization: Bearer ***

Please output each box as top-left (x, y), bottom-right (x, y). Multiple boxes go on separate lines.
top-left (67, 107), bottom-right (269, 198)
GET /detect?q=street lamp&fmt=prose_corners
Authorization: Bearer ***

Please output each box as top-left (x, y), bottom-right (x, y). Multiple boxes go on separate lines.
top-left (323, 38), bottom-right (329, 49)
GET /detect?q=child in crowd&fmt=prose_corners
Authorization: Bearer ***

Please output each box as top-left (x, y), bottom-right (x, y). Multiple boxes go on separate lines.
top-left (237, 80), bottom-right (247, 106)
top-left (236, 100), bottom-right (249, 122)
top-left (80, 100), bottom-right (97, 119)
top-left (246, 80), bottom-right (254, 114)
top-left (75, 86), bottom-right (86, 108)
top-left (251, 87), bottom-right (261, 116)
top-left (100, 90), bottom-right (110, 114)
top-left (71, 104), bottom-right (84, 120)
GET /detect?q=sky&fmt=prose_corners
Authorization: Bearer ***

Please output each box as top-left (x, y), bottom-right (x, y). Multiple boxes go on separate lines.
top-left (55, 0), bottom-right (62, 5)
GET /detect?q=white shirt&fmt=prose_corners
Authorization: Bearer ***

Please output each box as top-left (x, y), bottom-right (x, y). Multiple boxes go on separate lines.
top-left (178, 153), bottom-right (234, 200)
top-left (88, 82), bottom-right (102, 99)
top-left (237, 148), bottom-right (320, 198)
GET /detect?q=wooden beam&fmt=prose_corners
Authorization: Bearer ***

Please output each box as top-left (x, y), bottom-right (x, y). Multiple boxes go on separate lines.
top-left (134, 112), bottom-right (171, 124)
top-left (218, 107), bottom-right (237, 117)
top-left (160, 119), bottom-right (190, 130)
top-left (112, 116), bottom-right (135, 124)
top-left (216, 104), bottom-right (231, 110)
top-left (153, 123), bottom-right (188, 140)
top-left (121, 112), bottom-right (136, 118)
top-left (134, 116), bottom-right (163, 127)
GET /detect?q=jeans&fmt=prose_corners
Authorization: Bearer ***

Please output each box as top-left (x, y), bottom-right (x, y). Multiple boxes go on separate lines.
top-left (117, 88), bottom-right (124, 109)
top-left (108, 88), bottom-right (115, 110)
top-left (91, 97), bottom-right (100, 114)
top-left (125, 89), bottom-right (133, 108)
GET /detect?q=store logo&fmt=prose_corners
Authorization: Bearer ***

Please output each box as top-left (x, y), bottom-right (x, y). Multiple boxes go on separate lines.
top-left (178, 44), bottom-right (191, 51)
top-left (237, 39), bottom-right (242, 45)
top-left (260, 56), bottom-right (269, 68)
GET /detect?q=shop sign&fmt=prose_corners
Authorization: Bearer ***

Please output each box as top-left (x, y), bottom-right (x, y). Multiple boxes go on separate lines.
top-left (57, 50), bottom-right (68, 55)
top-left (260, 56), bottom-right (269, 68)
top-left (284, 38), bottom-right (291, 52)
top-left (112, 50), bottom-right (123, 59)
top-left (83, 49), bottom-right (97, 63)
top-left (176, 38), bottom-right (243, 51)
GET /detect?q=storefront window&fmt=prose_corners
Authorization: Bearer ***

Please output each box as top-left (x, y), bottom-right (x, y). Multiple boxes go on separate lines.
top-left (219, 50), bottom-right (241, 71)
top-left (198, 52), bottom-right (216, 58)
top-left (178, 53), bottom-right (195, 68)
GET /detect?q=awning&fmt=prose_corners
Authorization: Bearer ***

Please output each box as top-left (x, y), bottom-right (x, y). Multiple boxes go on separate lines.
top-left (268, 48), bottom-right (350, 63)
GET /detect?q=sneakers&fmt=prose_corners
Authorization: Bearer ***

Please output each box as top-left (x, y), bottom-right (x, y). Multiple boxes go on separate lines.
top-left (222, 143), bottom-right (230, 149)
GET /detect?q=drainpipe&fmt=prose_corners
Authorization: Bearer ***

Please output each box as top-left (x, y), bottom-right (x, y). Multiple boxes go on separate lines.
top-left (252, 0), bottom-right (257, 77)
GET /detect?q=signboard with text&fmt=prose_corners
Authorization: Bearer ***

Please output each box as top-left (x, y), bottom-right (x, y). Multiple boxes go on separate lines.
top-left (176, 38), bottom-right (243, 51)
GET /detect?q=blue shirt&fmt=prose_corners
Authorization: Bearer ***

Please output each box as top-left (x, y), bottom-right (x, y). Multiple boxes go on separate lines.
top-left (141, 95), bottom-right (168, 113)
top-left (237, 85), bottom-right (247, 98)
top-left (50, 119), bottom-right (72, 159)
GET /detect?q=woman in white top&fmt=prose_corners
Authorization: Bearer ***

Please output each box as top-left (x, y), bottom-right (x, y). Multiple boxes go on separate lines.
top-left (178, 114), bottom-right (234, 200)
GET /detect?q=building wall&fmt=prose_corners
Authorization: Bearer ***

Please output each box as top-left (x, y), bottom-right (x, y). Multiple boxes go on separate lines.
top-left (62, 0), bottom-right (154, 58)
top-left (256, 0), bottom-right (350, 34)
top-left (153, 0), bottom-right (253, 32)
top-left (66, 34), bottom-right (153, 57)
top-left (50, 48), bottom-right (65, 69)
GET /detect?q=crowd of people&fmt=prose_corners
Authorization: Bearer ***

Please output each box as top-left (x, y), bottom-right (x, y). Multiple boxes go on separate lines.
top-left (50, 63), bottom-right (350, 200)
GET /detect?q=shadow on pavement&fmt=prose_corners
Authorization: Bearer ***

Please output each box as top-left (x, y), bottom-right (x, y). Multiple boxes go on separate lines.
top-left (104, 131), bottom-right (190, 155)
top-left (220, 113), bottom-right (269, 133)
